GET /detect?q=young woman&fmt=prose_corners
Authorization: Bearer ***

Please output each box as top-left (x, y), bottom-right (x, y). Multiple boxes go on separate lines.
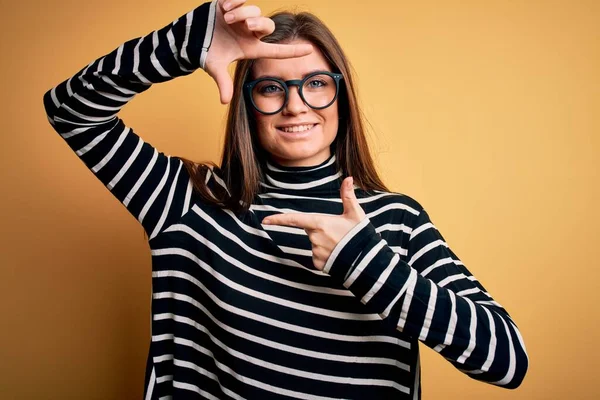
top-left (43, 0), bottom-right (529, 398)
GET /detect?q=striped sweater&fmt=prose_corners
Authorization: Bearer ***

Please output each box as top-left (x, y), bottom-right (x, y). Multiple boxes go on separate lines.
top-left (42, 1), bottom-right (528, 398)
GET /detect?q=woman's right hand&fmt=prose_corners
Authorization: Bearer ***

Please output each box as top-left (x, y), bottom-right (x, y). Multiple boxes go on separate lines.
top-left (205, 0), bottom-right (314, 104)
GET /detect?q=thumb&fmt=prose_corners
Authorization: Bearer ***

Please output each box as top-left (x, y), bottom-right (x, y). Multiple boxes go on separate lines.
top-left (341, 177), bottom-right (364, 219)
top-left (209, 63), bottom-right (233, 105)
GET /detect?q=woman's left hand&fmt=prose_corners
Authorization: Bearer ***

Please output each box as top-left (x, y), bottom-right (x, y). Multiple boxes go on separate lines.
top-left (262, 177), bottom-right (366, 271)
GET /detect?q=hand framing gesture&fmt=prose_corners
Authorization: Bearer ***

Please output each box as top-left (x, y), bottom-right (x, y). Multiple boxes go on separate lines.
top-left (205, 0), bottom-right (314, 104)
top-left (262, 177), bottom-right (367, 271)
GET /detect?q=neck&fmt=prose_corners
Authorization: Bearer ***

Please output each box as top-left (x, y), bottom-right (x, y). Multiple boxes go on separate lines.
top-left (259, 153), bottom-right (343, 196)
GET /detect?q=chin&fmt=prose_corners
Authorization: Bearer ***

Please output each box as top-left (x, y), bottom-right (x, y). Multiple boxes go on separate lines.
top-left (259, 127), bottom-right (336, 167)
top-left (270, 147), bottom-right (330, 167)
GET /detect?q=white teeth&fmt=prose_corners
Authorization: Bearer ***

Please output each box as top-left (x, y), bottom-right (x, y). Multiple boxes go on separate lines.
top-left (279, 124), bottom-right (315, 133)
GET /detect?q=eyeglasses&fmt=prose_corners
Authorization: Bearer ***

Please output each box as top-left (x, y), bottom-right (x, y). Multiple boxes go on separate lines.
top-left (244, 71), bottom-right (344, 115)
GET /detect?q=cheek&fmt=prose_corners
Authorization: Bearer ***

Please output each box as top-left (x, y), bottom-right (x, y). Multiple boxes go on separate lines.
top-left (254, 115), bottom-right (276, 148)
top-left (323, 106), bottom-right (339, 137)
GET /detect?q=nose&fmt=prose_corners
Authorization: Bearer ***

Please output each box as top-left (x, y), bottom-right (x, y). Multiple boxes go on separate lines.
top-left (282, 85), bottom-right (309, 115)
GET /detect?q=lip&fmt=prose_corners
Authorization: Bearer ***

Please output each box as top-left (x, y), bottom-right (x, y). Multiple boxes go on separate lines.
top-left (275, 123), bottom-right (318, 139)
top-left (276, 122), bottom-right (319, 129)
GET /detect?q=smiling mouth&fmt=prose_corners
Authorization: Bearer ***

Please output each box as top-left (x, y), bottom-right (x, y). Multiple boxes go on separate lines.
top-left (276, 124), bottom-right (317, 133)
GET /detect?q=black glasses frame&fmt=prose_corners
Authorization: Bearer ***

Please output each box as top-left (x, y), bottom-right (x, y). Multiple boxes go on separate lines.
top-left (243, 71), bottom-right (344, 115)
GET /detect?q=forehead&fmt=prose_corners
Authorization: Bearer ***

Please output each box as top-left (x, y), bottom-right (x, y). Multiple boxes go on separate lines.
top-left (251, 39), bottom-right (331, 79)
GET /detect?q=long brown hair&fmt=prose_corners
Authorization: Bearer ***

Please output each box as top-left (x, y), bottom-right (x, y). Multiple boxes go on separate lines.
top-left (181, 9), bottom-right (389, 215)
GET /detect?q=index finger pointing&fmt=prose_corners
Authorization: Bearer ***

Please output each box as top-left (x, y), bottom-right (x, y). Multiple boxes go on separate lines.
top-left (255, 42), bottom-right (313, 60)
top-left (262, 213), bottom-right (319, 229)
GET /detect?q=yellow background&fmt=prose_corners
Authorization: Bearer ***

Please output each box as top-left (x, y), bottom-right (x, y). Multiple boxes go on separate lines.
top-left (1, 0), bottom-right (598, 398)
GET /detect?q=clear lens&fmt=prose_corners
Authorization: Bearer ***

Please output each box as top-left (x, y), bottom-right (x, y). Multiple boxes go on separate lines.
top-left (251, 73), bottom-right (337, 113)
top-left (252, 80), bottom-right (286, 114)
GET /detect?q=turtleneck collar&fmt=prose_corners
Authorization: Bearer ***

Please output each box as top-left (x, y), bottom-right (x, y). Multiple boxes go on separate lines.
top-left (259, 153), bottom-right (343, 196)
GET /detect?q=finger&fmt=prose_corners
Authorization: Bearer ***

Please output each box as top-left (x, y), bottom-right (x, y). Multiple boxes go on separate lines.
top-left (223, 5), bottom-right (261, 24)
top-left (245, 17), bottom-right (275, 39)
top-left (208, 64), bottom-right (234, 104)
top-left (262, 213), bottom-right (319, 229)
top-left (313, 258), bottom-right (325, 271)
top-left (220, 0), bottom-right (246, 12)
top-left (254, 41), bottom-right (314, 60)
top-left (311, 244), bottom-right (329, 261)
top-left (340, 176), bottom-right (364, 218)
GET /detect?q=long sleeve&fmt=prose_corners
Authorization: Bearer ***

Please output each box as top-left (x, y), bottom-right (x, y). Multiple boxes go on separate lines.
top-left (323, 206), bottom-right (529, 389)
top-left (43, 1), bottom-right (218, 240)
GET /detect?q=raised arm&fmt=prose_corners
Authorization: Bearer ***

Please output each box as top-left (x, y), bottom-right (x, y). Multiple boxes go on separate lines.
top-left (43, 0), bottom-right (313, 239)
top-left (43, 1), bottom-right (220, 239)
top-left (323, 205), bottom-right (529, 389)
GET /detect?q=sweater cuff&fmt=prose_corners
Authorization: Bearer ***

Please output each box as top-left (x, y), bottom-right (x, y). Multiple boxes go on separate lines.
top-left (323, 217), bottom-right (381, 281)
top-left (198, 0), bottom-right (218, 70)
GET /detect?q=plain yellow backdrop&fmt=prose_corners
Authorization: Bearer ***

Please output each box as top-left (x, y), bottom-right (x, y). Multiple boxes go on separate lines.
top-left (1, 0), bottom-right (598, 399)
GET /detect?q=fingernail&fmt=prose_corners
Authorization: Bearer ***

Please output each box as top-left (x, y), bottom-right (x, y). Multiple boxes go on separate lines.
top-left (223, 2), bottom-right (231, 11)
top-left (224, 13), bottom-right (234, 22)
top-left (262, 219), bottom-right (271, 224)
top-left (247, 20), bottom-right (256, 28)
top-left (348, 177), bottom-right (353, 188)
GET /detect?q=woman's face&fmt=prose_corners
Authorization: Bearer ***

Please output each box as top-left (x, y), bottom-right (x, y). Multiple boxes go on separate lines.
top-left (250, 39), bottom-right (339, 167)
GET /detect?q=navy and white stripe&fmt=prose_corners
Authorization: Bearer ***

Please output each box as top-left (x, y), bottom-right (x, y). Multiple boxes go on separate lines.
top-left (43, 1), bottom-right (528, 398)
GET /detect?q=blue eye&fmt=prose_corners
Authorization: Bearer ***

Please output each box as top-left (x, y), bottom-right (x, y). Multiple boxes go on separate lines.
top-left (307, 79), bottom-right (326, 88)
top-left (257, 81), bottom-right (284, 95)
top-left (262, 85), bottom-right (281, 93)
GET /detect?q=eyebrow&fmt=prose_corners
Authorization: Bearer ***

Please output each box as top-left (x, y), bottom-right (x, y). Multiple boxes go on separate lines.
top-left (254, 68), bottom-right (332, 80)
